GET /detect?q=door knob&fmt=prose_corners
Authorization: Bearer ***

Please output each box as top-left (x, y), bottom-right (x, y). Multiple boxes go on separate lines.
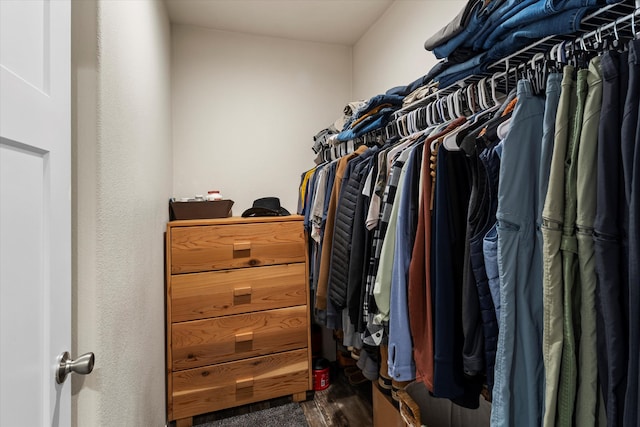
top-left (56, 351), bottom-right (95, 384)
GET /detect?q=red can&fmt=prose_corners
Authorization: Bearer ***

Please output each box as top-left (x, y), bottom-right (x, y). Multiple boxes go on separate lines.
top-left (313, 358), bottom-right (330, 391)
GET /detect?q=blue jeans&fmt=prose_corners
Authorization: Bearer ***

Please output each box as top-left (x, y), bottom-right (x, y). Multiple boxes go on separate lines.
top-left (436, 63), bottom-right (487, 91)
top-left (423, 0), bottom-right (483, 51)
top-left (342, 94), bottom-right (404, 130)
top-left (491, 80), bottom-right (545, 427)
top-left (433, 53), bottom-right (488, 84)
top-left (472, 0), bottom-right (602, 51)
top-left (480, 0), bottom-right (601, 50)
top-left (436, 7), bottom-right (588, 88)
top-left (487, 7), bottom-right (589, 61)
top-left (433, 0), bottom-right (503, 59)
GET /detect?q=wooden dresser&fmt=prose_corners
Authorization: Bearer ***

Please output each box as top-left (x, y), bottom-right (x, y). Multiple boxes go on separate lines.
top-left (165, 216), bottom-right (312, 426)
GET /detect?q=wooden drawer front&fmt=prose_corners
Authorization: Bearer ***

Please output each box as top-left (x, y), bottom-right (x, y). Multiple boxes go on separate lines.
top-left (171, 263), bottom-right (306, 322)
top-left (170, 221), bottom-right (304, 274)
top-left (172, 306), bottom-right (308, 370)
top-left (171, 348), bottom-right (309, 420)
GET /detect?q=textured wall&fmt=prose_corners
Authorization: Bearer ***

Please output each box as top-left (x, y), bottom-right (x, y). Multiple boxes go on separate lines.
top-left (352, 0), bottom-right (467, 100)
top-left (72, 0), bottom-right (172, 425)
top-left (171, 25), bottom-right (352, 214)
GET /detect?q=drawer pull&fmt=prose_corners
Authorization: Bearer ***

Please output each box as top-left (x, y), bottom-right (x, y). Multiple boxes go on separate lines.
top-left (236, 377), bottom-right (254, 389)
top-left (233, 286), bottom-right (252, 305)
top-left (233, 241), bottom-right (252, 251)
top-left (233, 287), bottom-right (252, 297)
top-left (235, 332), bottom-right (254, 343)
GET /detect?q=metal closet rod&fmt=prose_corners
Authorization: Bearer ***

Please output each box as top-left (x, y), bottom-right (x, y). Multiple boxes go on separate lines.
top-left (568, 5), bottom-right (640, 47)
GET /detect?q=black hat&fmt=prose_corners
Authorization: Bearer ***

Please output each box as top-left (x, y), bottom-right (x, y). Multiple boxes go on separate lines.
top-left (241, 197), bottom-right (291, 217)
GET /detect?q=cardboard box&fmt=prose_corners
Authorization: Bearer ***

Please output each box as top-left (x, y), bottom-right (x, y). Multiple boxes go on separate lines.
top-left (169, 200), bottom-right (234, 220)
top-left (373, 384), bottom-right (405, 427)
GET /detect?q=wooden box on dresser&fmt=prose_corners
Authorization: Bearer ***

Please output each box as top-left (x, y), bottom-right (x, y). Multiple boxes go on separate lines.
top-left (165, 215), bottom-right (312, 427)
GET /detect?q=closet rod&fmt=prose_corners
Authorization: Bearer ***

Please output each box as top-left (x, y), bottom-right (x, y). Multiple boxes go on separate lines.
top-left (569, 5), bottom-right (640, 47)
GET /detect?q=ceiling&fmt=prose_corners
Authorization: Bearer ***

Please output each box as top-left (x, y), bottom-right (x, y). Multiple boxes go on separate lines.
top-left (164, 0), bottom-right (395, 45)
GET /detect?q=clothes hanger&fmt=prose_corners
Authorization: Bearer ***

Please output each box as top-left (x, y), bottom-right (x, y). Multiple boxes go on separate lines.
top-left (453, 89), bottom-right (464, 117)
top-left (481, 77), bottom-right (494, 110)
top-left (436, 96), bottom-right (446, 123)
top-left (432, 97), bottom-right (441, 124)
top-left (404, 112), bottom-right (411, 135)
top-left (396, 115), bottom-right (404, 138)
top-left (408, 110), bottom-right (416, 134)
top-left (446, 93), bottom-right (456, 119)
top-left (523, 57), bottom-right (536, 93)
top-left (442, 84), bottom-right (487, 151)
top-left (490, 73), bottom-right (505, 107)
top-left (432, 98), bottom-right (441, 124)
top-left (385, 122), bottom-right (396, 140)
top-left (403, 114), bottom-right (410, 136)
top-left (436, 97), bottom-right (446, 124)
top-left (477, 78), bottom-right (489, 111)
top-left (593, 25), bottom-right (613, 54)
top-left (436, 97), bottom-right (449, 122)
top-left (547, 45), bottom-right (555, 72)
top-left (413, 109), bottom-right (421, 131)
top-left (413, 109), bottom-right (420, 132)
top-left (419, 107), bottom-right (428, 130)
top-left (609, 19), bottom-right (622, 50)
top-left (559, 40), bottom-right (568, 65)
top-left (447, 94), bottom-right (457, 120)
top-left (529, 52), bottom-right (545, 94)
top-left (448, 94), bottom-right (457, 120)
top-left (409, 110), bottom-right (418, 133)
top-left (425, 101), bottom-right (433, 127)
top-left (466, 84), bottom-right (477, 115)
top-left (437, 88), bottom-right (472, 150)
top-left (395, 115), bottom-right (403, 138)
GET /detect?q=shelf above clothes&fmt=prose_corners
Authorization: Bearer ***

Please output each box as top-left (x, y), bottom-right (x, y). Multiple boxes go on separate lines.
top-left (395, 2), bottom-right (638, 118)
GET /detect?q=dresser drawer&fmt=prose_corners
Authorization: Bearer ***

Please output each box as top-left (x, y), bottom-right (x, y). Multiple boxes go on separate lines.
top-left (170, 348), bottom-right (309, 420)
top-left (171, 263), bottom-right (306, 322)
top-left (172, 306), bottom-right (308, 370)
top-left (170, 221), bottom-right (305, 274)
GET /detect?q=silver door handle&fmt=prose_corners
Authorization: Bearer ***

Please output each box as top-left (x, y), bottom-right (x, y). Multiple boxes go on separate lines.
top-left (56, 351), bottom-right (95, 384)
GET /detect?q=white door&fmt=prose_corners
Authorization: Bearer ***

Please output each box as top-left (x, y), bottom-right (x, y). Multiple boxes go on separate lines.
top-left (1, 1), bottom-right (76, 426)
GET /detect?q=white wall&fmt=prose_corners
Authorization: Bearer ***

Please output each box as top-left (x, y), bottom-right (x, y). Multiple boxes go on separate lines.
top-left (352, 0), bottom-right (467, 100)
top-left (72, 0), bottom-right (172, 425)
top-left (171, 26), bottom-right (352, 214)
